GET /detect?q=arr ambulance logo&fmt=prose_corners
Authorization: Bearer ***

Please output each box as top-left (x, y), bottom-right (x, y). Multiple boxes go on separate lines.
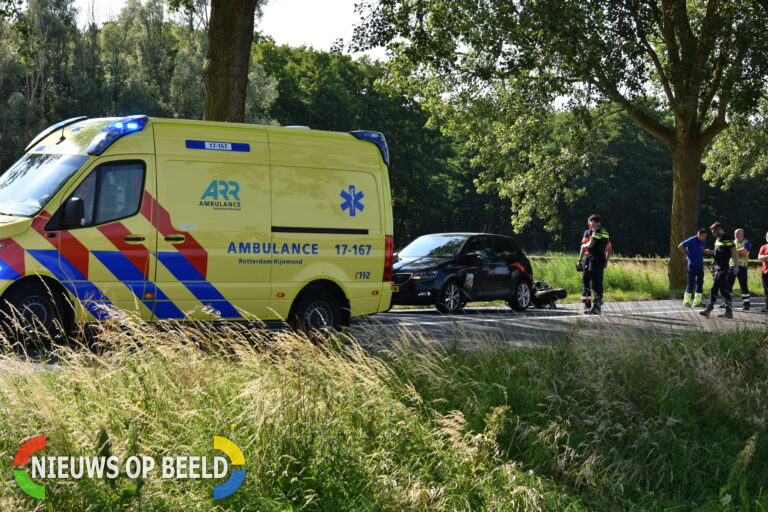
top-left (13, 435), bottom-right (245, 500)
top-left (200, 180), bottom-right (242, 211)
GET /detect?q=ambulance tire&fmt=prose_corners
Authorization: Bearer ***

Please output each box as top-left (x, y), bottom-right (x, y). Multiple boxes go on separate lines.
top-left (0, 279), bottom-right (73, 344)
top-left (289, 288), bottom-right (343, 334)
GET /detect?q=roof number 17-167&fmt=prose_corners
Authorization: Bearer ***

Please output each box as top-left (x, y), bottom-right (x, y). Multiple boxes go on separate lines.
top-left (335, 244), bottom-right (372, 256)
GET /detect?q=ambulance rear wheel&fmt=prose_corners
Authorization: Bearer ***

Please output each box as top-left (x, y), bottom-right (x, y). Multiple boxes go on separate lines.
top-left (289, 289), bottom-right (342, 333)
top-left (1, 280), bottom-right (73, 343)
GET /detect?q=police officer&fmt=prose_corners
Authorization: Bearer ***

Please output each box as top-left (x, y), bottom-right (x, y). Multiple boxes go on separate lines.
top-left (700, 222), bottom-right (739, 318)
top-left (726, 228), bottom-right (752, 310)
top-left (577, 214), bottom-right (611, 315)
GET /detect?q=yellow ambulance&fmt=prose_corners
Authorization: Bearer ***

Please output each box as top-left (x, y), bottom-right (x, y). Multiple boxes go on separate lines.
top-left (0, 116), bottom-right (394, 335)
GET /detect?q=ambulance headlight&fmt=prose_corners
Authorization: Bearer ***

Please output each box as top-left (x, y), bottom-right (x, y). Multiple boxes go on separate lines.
top-left (87, 115), bottom-right (148, 155)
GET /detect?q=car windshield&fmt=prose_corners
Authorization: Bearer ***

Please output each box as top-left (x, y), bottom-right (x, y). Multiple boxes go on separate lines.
top-left (399, 235), bottom-right (468, 259)
top-left (0, 153), bottom-right (89, 217)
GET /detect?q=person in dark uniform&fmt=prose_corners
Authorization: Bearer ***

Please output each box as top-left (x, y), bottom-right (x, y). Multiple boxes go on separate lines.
top-left (700, 222), bottom-right (739, 318)
top-left (578, 214), bottom-right (611, 315)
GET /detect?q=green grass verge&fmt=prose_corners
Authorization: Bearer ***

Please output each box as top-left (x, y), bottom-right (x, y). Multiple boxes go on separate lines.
top-left (532, 254), bottom-right (766, 303)
top-left (0, 322), bottom-right (766, 510)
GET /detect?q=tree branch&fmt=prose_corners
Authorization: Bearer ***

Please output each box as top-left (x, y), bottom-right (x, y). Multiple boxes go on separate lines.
top-left (590, 73), bottom-right (675, 149)
top-left (628, 2), bottom-right (682, 120)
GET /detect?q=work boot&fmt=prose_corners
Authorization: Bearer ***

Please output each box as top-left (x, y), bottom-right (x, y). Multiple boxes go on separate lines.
top-left (693, 293), bottom-right (703, 307)
top-left (718, 307), bottom-right (733, 319)
top-left (742, 302), bottom-right (750, 311)
top-left (586, 299), bottom-right (602, 315)
top-left (683, 292), bottom-right (692, 307)
top-left (700, 304), bottom-right (714, 317)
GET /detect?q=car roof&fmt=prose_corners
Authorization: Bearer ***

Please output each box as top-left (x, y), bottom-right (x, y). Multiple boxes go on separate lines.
top-left (420, 233), bottom-right (513, 238)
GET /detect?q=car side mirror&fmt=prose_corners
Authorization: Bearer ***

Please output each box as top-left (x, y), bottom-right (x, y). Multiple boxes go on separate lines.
top-left (463, 252), bottom-right (481, 264)
top-left (62, 197), bottom-right (85, 227)
top-left (393, 252), bottom-right (400, 263)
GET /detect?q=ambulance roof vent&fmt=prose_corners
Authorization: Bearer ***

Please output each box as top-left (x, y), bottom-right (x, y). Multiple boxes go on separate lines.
top-left (25, 116), bottom-right (88, 153)
top-left (284, 125), bottom-right (311, 130)
top-left (350, 130), bottom-right (390, 166)
top-left (87, 115), bottom-right (149, 156)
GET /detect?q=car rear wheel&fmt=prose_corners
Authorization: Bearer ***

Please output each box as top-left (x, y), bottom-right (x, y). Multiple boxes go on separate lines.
top-left (508, 279), bottom-right (532, 311)
top-left (435, 281), bottom-right (464, 314)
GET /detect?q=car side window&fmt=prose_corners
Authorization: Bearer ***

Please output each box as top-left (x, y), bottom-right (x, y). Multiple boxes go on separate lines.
top-left (69, 160), bottom-right (145, 228)
top-left (492, 237), bottom-right (520, 259)
top-left (464, 237), bottom-right (493, 259)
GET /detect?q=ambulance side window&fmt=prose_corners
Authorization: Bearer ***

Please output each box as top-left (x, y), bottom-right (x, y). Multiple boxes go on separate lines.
top-left (69, 160), bottom-right (145, 228)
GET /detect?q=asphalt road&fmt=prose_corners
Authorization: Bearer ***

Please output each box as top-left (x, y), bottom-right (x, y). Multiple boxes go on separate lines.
top-left (351, 299), bottom-right (768, 347)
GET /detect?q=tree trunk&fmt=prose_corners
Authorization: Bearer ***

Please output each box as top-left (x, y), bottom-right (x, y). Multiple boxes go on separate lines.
top-left (667, 139), bottom-right (703, 289)
top-left (203, 0), bottom-right (260, 122)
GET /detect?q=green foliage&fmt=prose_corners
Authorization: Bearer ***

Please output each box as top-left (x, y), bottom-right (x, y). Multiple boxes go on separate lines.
top-left (383, 328), bottom-right (768, 510)
top-left (0, 323), bottom-right (580, 511)
top-left (1, 318), bottom-right (766, 510)
top-left (704, 99), bottom-right (768, 188)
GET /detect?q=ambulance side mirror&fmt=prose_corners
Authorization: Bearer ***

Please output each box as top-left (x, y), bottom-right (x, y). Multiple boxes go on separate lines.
top-left (62, 197), bottom-right (85, 227)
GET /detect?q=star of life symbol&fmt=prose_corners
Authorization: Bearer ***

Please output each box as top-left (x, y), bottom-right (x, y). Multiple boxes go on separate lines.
top-left (340, 185), bottom-right (365, 217)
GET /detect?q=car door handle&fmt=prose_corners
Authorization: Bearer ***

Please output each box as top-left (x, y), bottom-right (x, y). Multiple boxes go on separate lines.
top-left (164, 235), bottom-right (186, 243)
top-left (124, 235), bottom-right (145, 243)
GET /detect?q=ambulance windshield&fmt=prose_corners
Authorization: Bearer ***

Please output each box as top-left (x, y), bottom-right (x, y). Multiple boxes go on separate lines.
top-left (0, 153), bottom-right (89, 217)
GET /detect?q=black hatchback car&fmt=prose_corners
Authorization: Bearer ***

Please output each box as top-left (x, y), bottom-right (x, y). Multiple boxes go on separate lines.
top-left (391, 233), bottom-right (534, 313)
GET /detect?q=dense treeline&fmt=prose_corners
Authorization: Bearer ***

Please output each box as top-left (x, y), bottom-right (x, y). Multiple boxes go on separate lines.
top-left (1, 0), bottom-right (766, 254)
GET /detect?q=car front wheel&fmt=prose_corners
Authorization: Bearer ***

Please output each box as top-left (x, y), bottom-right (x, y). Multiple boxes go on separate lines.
top-left (435, 281), bottom-right (464, 314)
top-left (508, 280), bottom-right (532, 311)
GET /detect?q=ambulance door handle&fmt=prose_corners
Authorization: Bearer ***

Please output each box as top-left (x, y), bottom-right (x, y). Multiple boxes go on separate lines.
top-left (165, 235), bottom-right (186, 243)
top-left (124, 235), bottom-right (145, 243)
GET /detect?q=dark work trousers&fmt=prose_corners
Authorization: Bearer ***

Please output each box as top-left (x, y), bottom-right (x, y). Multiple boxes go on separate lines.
top-left (582, 257), bottom-right (605, 305)
top-left (581, 262), bottom-right (591, 308)
top-left (727, 266), bottom-right (750, 305)
top-left (709, 267), bottom-right (732, 308)
top-left (685, 265), bottom-right (704, 294)
top-left (763, 273), bottom-right (768, 304)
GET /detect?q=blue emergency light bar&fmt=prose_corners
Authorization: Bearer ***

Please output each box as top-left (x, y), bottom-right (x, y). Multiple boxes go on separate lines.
top-left (87, 115), bottom-right (149, 156)
top-left (349, 130), bottom-right (390, 166)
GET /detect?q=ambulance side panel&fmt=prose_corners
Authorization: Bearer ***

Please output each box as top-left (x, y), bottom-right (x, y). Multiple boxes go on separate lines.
top-left (266, 130), bottom-right (387, 319)
top-left (152, 124), bottom-right (272, 319)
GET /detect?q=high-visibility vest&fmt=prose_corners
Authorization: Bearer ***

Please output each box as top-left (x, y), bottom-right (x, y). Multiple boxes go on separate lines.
top-left (731, 239), bottom-right (750, 267)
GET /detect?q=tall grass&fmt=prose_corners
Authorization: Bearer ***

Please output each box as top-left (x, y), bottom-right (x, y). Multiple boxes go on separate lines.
top-left (381, 326), bottom-right (768, 510)
top-left (1, 318), bottom-right (766, 510)
top-left (0, 321), bottom-right (577, 512)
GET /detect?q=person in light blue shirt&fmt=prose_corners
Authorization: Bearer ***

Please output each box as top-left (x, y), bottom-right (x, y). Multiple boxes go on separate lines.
top-left (677, 228), bottom-right (707, 307)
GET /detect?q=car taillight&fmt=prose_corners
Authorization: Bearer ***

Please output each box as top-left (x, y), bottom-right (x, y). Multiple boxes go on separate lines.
top-left (383, 235), bottom-right (394, 281)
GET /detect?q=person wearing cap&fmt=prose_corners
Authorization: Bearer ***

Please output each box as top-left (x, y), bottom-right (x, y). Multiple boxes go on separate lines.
top-left (700, 222), bottom-right (739, 318)
top-left (578, 214), bottom-right (611, 315)
top-left (677, 228), bottom-right (707, 307)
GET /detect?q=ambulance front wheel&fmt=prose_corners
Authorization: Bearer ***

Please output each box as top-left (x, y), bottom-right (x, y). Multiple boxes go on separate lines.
top-left (0, 279), bottom-right (74, 343)
top-left (289, 288), bottom-right (343, 333)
